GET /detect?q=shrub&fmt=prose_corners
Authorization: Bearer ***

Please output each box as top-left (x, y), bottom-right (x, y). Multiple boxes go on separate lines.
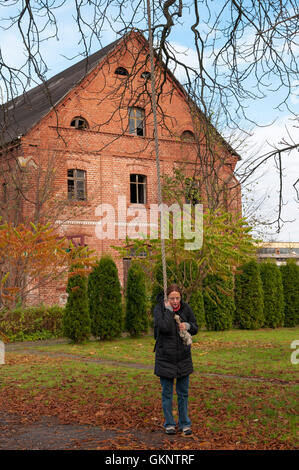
top-left (189, 289), bottom-right (205, 330)
top-left (260, 261), bottom-right (285, 328)
top-left (151, 258), bottom-right (205, 328)
top-left (88, 256), bottom-right (123, 340)
top-left (203, 273), bottom-right (235, 331)
top-left (178, 259), bottom-right (205, 329)
top-left (280, 259), bottom-right (299, 327)
top-left (0, 304), bottom-right (64, 341)
top-left (88, 260), bottom-right (102, 337)
top-left (234, 260), bottom-right (264, 329)
top-left (63, 267), bottom-right (91, 343)
top-left (125, 262), bottom-right (148, 336)
top-left (151, 257), bottom-right (201, 300)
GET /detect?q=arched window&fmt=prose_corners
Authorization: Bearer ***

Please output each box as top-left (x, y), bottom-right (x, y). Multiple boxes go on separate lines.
top-left (181, 130), bottom-right (195, 142)
top-left (67, 169), bottom-right (86, 201)
top-left (70, 117), bottom-right (89, 130)
top-left (115, 67), bottom-right (129, 76)
top-left (141, 71), bottom-right (151, 80)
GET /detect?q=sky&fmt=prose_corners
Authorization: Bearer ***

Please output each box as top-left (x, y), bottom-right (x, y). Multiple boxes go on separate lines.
top-left (0, 1), bottom-right (298, 241)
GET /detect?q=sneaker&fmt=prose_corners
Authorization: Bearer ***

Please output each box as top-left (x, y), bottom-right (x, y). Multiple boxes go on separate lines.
top-left (165, 426), bottom-right (176, 435)
top-left (182, 427), bottom-right (192, 436)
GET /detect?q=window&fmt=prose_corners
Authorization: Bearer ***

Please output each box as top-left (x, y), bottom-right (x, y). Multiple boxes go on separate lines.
top-left (259, 248), bottom-right (275, 255)
top-left (67, 169), bottom-right (86, 201)
top-left (141, 71), bottom-right (151, 80)
top-left (128, 107), bottom-right (145, 136)
top-left (130, 174), bottom-right (146, 204)
top-left (65, 235), bottom-right (86, 247)
top-left (70, 117), bottom-right (88, 129)
top-left (58, 235), bottom-right (86, 251)
top-left (115, 67), bottom-right (129, 76)
top-left (181, 130), bottom-right (195, 142)
top-left (184, 177), bottom-right (200, 205)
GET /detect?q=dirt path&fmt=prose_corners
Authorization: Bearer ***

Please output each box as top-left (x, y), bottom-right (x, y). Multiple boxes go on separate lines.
top-left (0, 411), bottom-right (173, 450)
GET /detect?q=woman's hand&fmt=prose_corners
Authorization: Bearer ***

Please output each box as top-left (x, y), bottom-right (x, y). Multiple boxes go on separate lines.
top-left (179, 322), bottom-right (187, 331)
top-left (164, 301), bottom-right (174, 313)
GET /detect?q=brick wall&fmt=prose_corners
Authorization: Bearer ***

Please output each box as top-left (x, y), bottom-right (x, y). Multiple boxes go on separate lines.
top-left (5, 33), bottom-right (241, 306)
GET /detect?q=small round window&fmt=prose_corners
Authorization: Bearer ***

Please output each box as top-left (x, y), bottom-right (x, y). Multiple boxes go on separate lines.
top-left (115, 67), bottom-right (129, 76)
top-left (70, 117), bottom-right (89, 130)
top-left (141, 71), bottom-right (151, 80)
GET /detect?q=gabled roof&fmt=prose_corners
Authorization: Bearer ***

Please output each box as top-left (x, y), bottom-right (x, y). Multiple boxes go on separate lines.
top-left (0, 37), bottom-right (122, 145)
top-left (0, 31), bottom-right (240, 160)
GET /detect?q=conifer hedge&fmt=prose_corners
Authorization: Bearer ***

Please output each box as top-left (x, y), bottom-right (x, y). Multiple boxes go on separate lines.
top-left (63, 267), bottom-right (91, 343)
top-left (260, 261), bottom-right (285, 328)
top-left (234, 260), bottom-right (264, 329)
top-left (280, 259), bottom-right (299, 327)
top-left (179, 259), bottom-right (205, 329)
top-left (87, 260), bottom-right (102, 338)
top-left (151, 258), bottom-right (178, 310)
top-left (152, 258), bottom-right (205, 328)
top-left (88, 256), bottom-right (123, 340)
top-left (203, 273), bottom-right (235, 331)
top-left (125, 262), bottom-right (148, 336)
top-left (189, 289), bottom-right (205, 329)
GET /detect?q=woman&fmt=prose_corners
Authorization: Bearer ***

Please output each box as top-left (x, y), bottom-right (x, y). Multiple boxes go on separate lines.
top-left (153, 284), bottom-right (198, 435)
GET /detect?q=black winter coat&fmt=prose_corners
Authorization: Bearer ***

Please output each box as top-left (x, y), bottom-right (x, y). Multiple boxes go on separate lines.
top-left (154, 293), bottom-right (198, 378)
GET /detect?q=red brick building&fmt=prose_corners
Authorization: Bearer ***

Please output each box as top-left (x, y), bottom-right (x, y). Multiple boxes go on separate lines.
top-left (0, 31), bottom-right (241, 306)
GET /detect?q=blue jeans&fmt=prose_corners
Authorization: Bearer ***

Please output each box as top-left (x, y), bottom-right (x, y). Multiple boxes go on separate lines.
top-left (159, 375), bottom-right (191, 430)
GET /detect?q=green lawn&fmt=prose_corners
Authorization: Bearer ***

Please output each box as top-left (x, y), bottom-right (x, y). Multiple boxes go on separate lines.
top-left (32, 327), bottom-right (299, 381)
top-left (0, 327), bottom-right (298, 450)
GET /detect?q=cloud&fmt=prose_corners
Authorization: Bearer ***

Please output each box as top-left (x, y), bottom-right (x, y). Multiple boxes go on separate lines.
top-left (0, 31), bottom-right (26, 69)
top-left (238, 115), bottom-right (299, 241)
top-left (164, 41), bottom-right (200, 85)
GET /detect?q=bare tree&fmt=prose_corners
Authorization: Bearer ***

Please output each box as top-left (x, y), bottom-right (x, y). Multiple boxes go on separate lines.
top-left (0, 0), bottom-right (298, 232)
